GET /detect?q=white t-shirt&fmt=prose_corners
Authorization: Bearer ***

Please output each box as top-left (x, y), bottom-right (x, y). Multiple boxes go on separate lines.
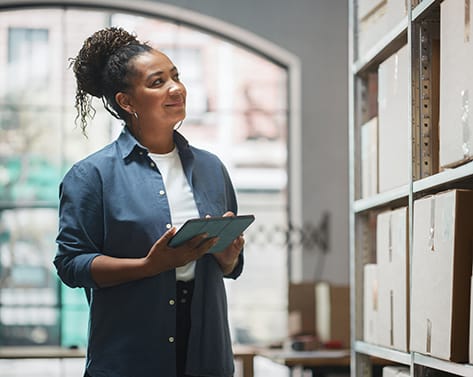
top-left (149, 147), bottom-right (200, 281)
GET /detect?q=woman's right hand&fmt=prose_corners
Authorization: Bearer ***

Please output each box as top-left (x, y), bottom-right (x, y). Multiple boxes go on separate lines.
top-left (90, 228), bottom-right (218, 288)
top-left (142, 227), bottom-right (218, 277)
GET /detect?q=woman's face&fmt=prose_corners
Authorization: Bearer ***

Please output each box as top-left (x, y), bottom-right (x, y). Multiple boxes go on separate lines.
top-left (124, 50), bottom-right (187, 129)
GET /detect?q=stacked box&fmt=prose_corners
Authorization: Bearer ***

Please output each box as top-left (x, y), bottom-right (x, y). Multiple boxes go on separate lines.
top-left (439, 0), bottom-right (473, 168)
top-left (378, 45), bottom-right (410, 192)
top-left (361, 117), bottom-right (378, 198)
top-left (314, 282), bottom-right (350, 348)
top-left (363, 264), bottom-right (379, 344)
top-left (288, 283), bottom-right (317, 337)
top-left (382, 366), bottom-right (410, 377)
top-left (288, 282), bottom-right (350, 348)
top-left (357, 0), bottom-right (408, 58)
top-left (411, 190), bottom-right (473, 362)
top-left (376, 207), bottom-right (409, 351)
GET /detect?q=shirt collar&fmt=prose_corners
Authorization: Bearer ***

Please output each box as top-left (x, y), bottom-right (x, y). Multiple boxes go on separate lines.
top-left (117, 126), bottom-right (191, 160)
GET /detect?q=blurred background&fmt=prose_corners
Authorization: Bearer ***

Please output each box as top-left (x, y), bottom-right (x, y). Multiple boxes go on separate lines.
top-left (0, 6), bottom-right (289, 348)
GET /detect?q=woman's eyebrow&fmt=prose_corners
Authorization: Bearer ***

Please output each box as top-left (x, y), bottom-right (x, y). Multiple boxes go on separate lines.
top-left (146, 66), bottom-right (178, 81)
top-left (146, 71), bottom-right (163, 81)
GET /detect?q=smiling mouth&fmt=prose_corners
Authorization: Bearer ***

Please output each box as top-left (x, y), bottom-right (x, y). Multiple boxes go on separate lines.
top-left (165, 101), bottom-right (184, 107)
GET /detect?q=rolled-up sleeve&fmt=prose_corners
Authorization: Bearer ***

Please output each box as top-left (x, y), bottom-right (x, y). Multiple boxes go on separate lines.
top-left (54, 164), bottom-right (103, 289)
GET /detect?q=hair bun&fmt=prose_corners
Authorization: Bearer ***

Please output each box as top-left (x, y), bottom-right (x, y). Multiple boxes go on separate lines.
top-left (72, 27), bottom-right (139, 97)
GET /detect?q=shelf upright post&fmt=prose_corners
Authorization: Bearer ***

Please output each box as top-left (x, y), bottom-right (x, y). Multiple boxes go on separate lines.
top-left (350, 1), bottom-right (375, 376)
top-left (407, 4), bottom-right (415, 377)
top-left (412, 7), bottom-right (440, 183)
top-left (348, 1), bottom-right (357, 376)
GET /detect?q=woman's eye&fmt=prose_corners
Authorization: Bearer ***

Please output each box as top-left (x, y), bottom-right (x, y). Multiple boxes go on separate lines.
top-left (153, 79), bottom-right (163, 86)
top-left (174, 73), bottom-right (180, 81)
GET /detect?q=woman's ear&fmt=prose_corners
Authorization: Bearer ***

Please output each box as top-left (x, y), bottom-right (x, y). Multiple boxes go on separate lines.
top-left (115, 92), bottom-right (134, 114)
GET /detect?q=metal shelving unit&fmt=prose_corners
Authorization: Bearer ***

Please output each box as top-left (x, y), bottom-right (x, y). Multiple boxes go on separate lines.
top-left (413, 353), bottom-right (473, 377)
top-left (412, 0), bottom-right (441, 21)
top-left (355, 341), bottom-right (412, 366)
top-left (349, 0), bottom-right (473, 376)
top-left (352, 17), bottom-right (408, 75)
top-left (353, 185), bottom-right (409, 214)
top-left (413, 160), bottom-right (473, 194)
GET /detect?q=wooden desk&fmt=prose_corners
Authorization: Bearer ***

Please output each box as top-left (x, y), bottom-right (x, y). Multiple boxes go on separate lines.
top-left (258, 348), bottom-right (395, 377)
top-left (0, 346), bottom-right (255, 377)
top-left (258, 348), bottom-right (351, 376)
top-left (233, 345), bottom-right (256, 377)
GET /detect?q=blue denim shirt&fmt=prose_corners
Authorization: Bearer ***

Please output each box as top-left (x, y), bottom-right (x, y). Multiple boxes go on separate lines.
top-left (54, 127), bottom-right (242, 377)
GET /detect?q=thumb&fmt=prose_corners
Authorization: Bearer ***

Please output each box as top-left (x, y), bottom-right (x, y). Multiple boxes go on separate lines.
top-left (162, 226), bottom-right (177, 243)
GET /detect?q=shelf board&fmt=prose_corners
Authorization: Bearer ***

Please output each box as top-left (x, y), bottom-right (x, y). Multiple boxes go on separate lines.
top-left (413, 161), bottom-right (473, 194)
top-left (413, 353), bottom-right (473, 376)
top-left (354, 184), bottom-right (409, 213)
top-left (354, 341), bottom-right (411, 365)
top-left (352, 17), bottom-right (408, 75)
top-left (412, 0), bottom-right (441, 22)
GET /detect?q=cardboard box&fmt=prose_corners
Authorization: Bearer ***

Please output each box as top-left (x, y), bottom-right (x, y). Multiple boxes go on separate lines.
top-left (288, 283), bottom-right (316, 336)
top-left (376, 207), bottom-right (409, 351)
top-left (378, 45), bottom-right (410, 192)
top-left (358, 0), bottom-right (408, 58)
top-left (439, 0), bottom-right (473, 168)
top-left (314, 282), bottom-right (350, 348)
top-left (358, 0), bottom-right (386, 21)
top-left (382, 366), bottom-right (410, 377)
top-left (366, 72), bottom-right (379, 119)
top-left (288, 282), bottom-right (350, 348)
top-left (411, 190), bottom-right (473, 362)
top-left (363, 264), bottom-right (379, 344)
top-left (361, 117), bottom-right (379, 198)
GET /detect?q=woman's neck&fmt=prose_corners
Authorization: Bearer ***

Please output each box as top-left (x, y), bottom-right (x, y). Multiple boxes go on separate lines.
top-left (129, 125), bottom-right (175, 154)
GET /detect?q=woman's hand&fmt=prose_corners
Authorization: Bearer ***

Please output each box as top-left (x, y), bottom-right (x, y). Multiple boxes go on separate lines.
top-left (211, 211), bottom-right (245, 275)
top-left (143, 227), bottom-right (218, 277)
top-left (90, 228), bottom-right (217, 287)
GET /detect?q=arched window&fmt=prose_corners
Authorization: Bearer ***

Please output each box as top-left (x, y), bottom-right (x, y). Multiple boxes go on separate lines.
top-left (0, 4), bottom-right (299, 352)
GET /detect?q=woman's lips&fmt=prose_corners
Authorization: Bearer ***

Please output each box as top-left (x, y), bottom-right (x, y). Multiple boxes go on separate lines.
top-left (165, 99), bottom-right (185, 107)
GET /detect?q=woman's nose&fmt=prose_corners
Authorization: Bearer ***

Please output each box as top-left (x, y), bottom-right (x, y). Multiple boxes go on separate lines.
top-left (169, 82), bottom-right (183, 95)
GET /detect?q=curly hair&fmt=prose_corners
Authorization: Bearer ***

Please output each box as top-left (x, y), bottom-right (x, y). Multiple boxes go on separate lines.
top-left (71, 27), bottom-right (153, 134)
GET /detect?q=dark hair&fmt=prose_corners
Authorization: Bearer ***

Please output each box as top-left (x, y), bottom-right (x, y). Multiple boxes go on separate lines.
top-left (71, 27), bottom-right (153, 133)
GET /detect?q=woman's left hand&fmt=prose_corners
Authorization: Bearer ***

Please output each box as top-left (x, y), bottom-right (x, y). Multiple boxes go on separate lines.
top-left (210, 211), bottom-right (245, 274)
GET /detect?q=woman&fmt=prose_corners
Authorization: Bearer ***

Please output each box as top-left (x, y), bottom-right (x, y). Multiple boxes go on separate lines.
top-left (54, 27), bottom-right (245, 377)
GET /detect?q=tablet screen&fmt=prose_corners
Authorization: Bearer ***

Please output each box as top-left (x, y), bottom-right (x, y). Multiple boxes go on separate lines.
top-left (168, 215), bottom-right (255, 253)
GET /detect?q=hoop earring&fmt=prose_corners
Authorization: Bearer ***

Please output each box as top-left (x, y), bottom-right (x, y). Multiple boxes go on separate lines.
top-left (174, 120), bottom-right (183, 130)
top-left (129, 111), bottom-right (141, 139)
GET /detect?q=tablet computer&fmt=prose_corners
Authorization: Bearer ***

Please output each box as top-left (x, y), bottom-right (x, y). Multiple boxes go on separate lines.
top-left (168, 214), bottom-right (255, 254)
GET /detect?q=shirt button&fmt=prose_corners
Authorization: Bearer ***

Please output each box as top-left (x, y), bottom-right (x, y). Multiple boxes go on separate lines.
top-left (150, 162), bottom-right (155, 168)
top-left (168, 336), bottom-right (175, 343)
top-left (139, 151), bottom-right (143, 155)
top-left (169, 299), bottom-right (175, 305)
top-left (159, 190), bottom-right (165, 196)
top-left (166, 223), bottom-right (172, 229)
